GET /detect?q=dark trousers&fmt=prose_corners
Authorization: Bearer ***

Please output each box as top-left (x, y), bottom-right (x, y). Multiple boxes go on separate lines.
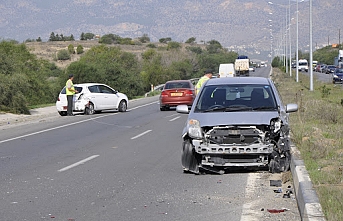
top-left (67, 95), bottom-right (73, 115)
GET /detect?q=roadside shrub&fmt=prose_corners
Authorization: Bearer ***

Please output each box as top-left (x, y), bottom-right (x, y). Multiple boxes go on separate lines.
top-left (57, 49), bottom-right (70, 60)
top-left (146, 43), bottom-right (156, 48)
top-left (76, 45), bottom-right (84, 54)
top-left (68, 44), bottom-right (75, 54)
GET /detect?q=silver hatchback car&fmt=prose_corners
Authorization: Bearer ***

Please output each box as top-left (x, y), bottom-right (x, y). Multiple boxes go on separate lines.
top-left (177, 77), bottom-right (298, 174)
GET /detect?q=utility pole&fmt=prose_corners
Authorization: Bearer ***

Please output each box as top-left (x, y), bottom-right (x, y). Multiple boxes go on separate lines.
top-left (339, 29), bottom-right (341, 49)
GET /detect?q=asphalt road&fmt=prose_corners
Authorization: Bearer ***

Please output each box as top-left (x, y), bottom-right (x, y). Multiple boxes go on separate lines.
top-left (0, 69), bottom-right (301, 221)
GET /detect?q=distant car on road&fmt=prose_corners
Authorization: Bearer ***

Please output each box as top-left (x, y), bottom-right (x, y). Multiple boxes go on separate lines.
top-left (159, 80), bottom-right (195, 111)
top-left (56, 83), bottom-right (128, 116)
top-left (315, 64), bottom-right (327, 73)
top-left (332, 68), bottom-right (343, 84)
top-left (326, 65), bottom-right (336, 74)
top-left (249, 66), bottom-right (255, 72)
top-left (176, 77), bottom-right (298, 174)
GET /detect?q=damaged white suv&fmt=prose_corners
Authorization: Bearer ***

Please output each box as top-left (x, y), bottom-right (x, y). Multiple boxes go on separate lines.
top-left (176, 77), bottom-right (298, 174)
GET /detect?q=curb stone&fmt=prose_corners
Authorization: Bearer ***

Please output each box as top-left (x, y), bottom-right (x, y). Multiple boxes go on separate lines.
top-left (290, 144), bottom-right (326, 221)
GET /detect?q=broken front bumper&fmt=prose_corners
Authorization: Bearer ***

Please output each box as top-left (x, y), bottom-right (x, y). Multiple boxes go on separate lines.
top-left (192, 139), bottom-right (274, 167)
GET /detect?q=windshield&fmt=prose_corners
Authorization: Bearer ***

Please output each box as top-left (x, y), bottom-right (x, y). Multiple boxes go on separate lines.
top-left (194, 84), bottom-right (277, 112)
top-left (299, 62), bottom-right (308, 66)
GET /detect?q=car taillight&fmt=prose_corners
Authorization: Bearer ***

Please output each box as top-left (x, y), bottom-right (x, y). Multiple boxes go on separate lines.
top-left (184, 90), bottom-right (194, 96)
top-left (161, 91), bottom-right (168, 97)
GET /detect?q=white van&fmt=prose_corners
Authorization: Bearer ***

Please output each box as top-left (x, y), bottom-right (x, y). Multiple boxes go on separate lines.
top-left (298, 59), bottom-right (309, 72)
top-left (219, 63), bottom-right (235, 77)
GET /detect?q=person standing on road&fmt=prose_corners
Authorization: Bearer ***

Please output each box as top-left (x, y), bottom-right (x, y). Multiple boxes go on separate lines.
top-left (66, 74), bottom-right (78, 116)
top-left (195, 69), bottom-right (213, 95)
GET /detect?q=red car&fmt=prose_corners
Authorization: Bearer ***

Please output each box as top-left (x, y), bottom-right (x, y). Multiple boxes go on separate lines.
top-left (159, 80), bottom-right (195, 111)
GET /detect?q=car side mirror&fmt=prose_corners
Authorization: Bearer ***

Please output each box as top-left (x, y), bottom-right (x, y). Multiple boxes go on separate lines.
top-left (286, 103), bottom-right (298, 113)
top-left (176, 105), bottom-right (189, 114)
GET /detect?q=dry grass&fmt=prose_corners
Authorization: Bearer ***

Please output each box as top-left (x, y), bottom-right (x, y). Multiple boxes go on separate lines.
top-left (273, 68), bottom-right (343, 221)
top-left (25, 41), bottom-right (205, 69)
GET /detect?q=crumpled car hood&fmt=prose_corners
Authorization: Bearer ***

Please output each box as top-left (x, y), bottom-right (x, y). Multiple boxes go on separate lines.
top-left (190, 111), bottom-right (280, 127)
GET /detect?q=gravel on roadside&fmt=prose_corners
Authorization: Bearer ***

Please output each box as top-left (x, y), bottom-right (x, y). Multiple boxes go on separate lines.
top-left (0, 106), bottom-right (58, 129)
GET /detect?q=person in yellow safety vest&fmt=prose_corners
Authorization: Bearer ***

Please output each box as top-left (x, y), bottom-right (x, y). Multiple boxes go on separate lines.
top-left (66, 74), bottom-right (78, 116)
top-left (195, 69), bottom-right (213, 95)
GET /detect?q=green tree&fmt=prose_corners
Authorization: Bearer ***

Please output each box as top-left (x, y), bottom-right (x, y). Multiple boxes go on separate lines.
top-left (139, 34), bottom-right (150, 43)
top-left (84, 33), bottom-right (95, 40)
top-left (36, 37), bottom-right (42, 42)
top-left (313, 46), bottom-right (339, 65)
top-left (206, 39), bottom-right (223, 54)
top-left (0, 40), bottom-right (62, 113)
top-left (80, 32), bottom-right (85, 40)
top-left (185, 37), bottom-right (196, 44)
top-left (99, 34), bottom-right (121, 44)
top-left (186, 46), bottom-right (203, 54)
top-left (159, 37), bottom-right (172, 44)
top-left (49, 32), bottom-right (56, 41)
top-left (66, 45), bottom-right (144, 98)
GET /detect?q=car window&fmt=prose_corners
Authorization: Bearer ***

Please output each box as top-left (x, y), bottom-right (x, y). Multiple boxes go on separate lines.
top-left (336, 69), bottom-right (343, 73)
top-left (60, 86), bottom-right (83, 94)
top-left (195, 84), bottom-right (277, 112)
top-left (164, 82), bottom-right (191, 89)
top-left (88, 85), bottom-right (101, 93)
top-left (99, 85), bottom-right (115, 94)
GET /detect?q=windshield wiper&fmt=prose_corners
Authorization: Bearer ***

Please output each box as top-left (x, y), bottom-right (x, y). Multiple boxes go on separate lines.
top-left (252, 106), bottom-right (277, 111)
top-left (224, 106), bottom-right (253, 112)
top-left (203, 106), bottom-right (227, 112)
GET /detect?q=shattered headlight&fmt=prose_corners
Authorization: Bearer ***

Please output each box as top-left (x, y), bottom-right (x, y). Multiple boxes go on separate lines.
top-left (187, 119), bottom-right (203, 139)
top-left (270, 118), bottom-right (282, 133)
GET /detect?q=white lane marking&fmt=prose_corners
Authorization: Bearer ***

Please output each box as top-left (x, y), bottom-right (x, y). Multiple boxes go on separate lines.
top-left (58, 155), bottom-right (99, 172)
top-left (128, 101), bottom-right (158, 111)
top-left (165, 113), bottom-right (179, 118)
top-left (240, 173), bottom-right (261, 221)
top-left (169, 116), bottom-right (181, 121)
top-left (0, 101), bottom-right (159, 144)
top-left (131, 130), bottom-right (152, 140)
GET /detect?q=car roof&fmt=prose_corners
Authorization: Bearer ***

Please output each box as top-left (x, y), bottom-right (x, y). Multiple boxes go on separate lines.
top-left (74, 83), bottom-right (107, 87)
top-left (204, 77), bottom-right (271, 86)
top-left (165, 80), bottom-right (192, 83)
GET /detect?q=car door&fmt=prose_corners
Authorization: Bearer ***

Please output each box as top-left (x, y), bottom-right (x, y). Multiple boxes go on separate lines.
top-left (87, 85), bottom-right (105, 109)
top-left (98, 85), bottom-right (118, 109)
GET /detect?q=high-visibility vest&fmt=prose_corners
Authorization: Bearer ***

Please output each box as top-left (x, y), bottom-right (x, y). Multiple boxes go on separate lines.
top-left (195, 76), bottom-right (210, 94)
top-left (66, 79), bottom-right (75, 95)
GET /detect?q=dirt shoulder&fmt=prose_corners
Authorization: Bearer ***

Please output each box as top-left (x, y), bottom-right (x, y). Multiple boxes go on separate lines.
top-left (0, 106), bottom-right (58, 130)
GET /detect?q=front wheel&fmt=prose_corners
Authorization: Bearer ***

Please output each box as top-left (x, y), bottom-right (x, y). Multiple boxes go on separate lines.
top-left (181, 140), bottom-right (200, 174)
top-left (118, 100), bottom-right (127, 112)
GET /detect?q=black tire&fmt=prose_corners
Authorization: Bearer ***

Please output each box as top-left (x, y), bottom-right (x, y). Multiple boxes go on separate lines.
top-left (58, 111), bottom-right (67, 116)
top-left (118, 100), bottom-right (127, 112)
top-left (160, 106), bottom-right (165, 111)
top-left (269, 159), bottom-right (278, 173)
top-left (85, 103), bottom-right (95, 115)
top-left (181, 140), bottom-right (200, 174)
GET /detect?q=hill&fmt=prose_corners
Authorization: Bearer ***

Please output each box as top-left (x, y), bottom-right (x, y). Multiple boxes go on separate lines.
top-left (1, 0), bottom-right (343, 59)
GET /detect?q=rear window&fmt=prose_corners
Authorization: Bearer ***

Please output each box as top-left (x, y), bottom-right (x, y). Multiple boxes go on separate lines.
top-left (164, 82), bottom-right (191, 89)
top-left (60, 86), bottom-right (83, 94)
